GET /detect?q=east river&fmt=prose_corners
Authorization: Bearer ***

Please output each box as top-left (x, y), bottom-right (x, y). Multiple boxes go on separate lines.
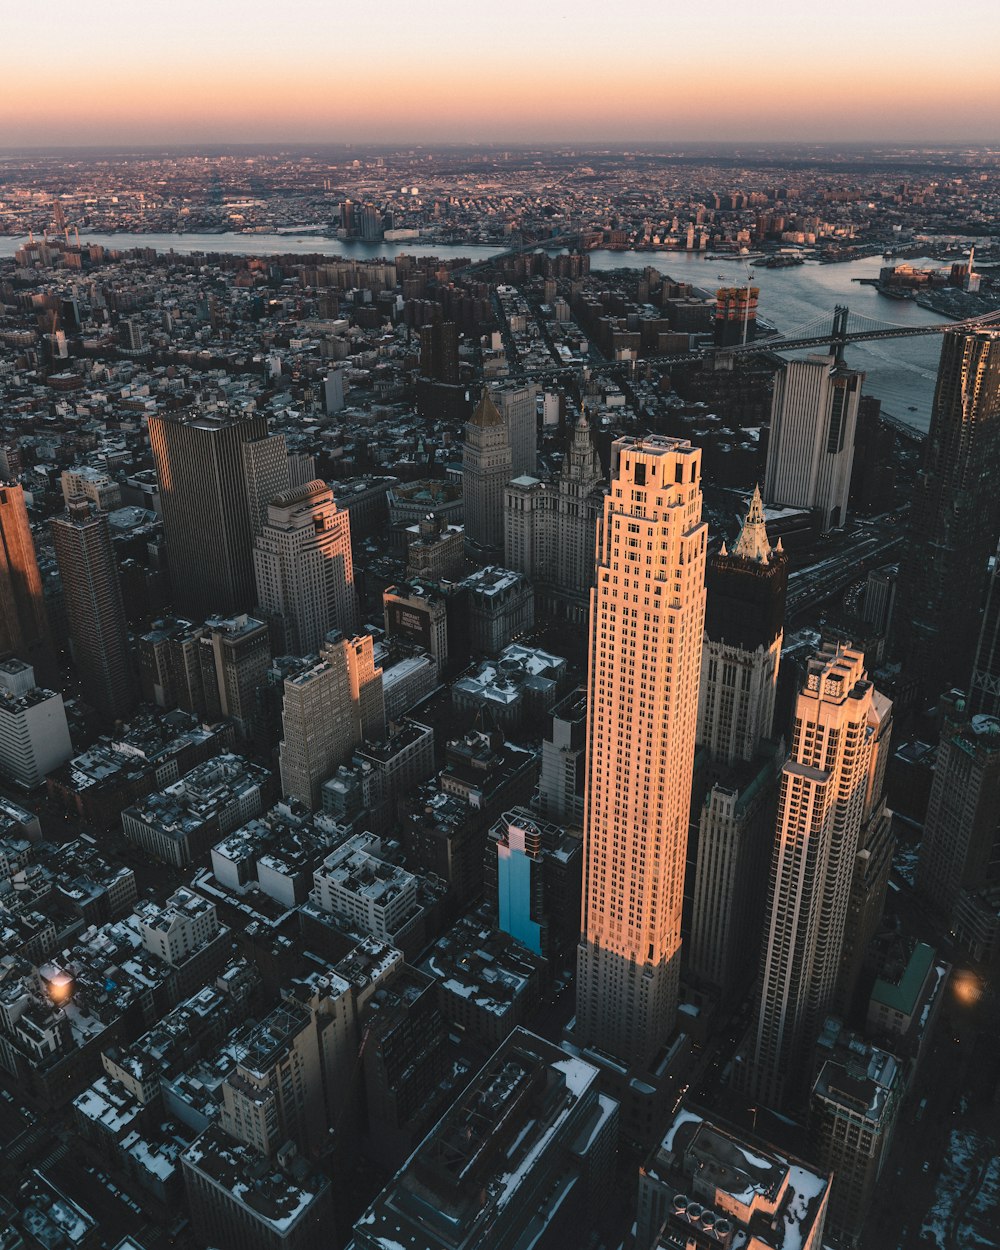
top-left (0, 231), bottom-right (953, 432)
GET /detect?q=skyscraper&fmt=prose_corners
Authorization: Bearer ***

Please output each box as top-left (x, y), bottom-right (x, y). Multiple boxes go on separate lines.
top-left (149, 410), bottom-right (290, 620)
top-left (492, 381), bottom-right (540, 477)
top-left (895, 329), bottom-right (1000, 699)
top-left (688, 490), bottom-right (788, 1002)
top-left (969, 540), bottom-right (1000, 717)
top-left (50, 499), bottom-right (135, 721)
top-left (743, 645), bottom-right (888, 1109)
top-left (916, 696), bottom-right (1000, 937)
top-left (764, 354), bottom-right (863, 531)
top-left (418, 320), bottom-right (459, 385)
top-left (697, 486), bottom-right (787, 767)
top-left (0, 483), bottom-right (57, 685)
top-left (576, 435), bottom-right (707, 1068)
top-left (463, 389), bottom-right (512, 559)
top-left (253, 480), bottom-right (358, 656)
top-left (279, 634), bottom-right (385, 809)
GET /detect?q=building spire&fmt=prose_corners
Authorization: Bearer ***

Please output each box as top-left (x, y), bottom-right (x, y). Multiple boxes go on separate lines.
top-left (732, 484), bottom-right (773, 563)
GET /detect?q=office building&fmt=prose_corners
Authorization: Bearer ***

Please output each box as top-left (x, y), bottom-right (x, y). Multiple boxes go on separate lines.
top-left (279, 634), bottom-right (385, 809)
top-left (203, 613), bottom-right (271, 739)
top-left (537, 687), bottom-right (587, 827)
top-left (352, 1030), bottom-right (618, 1250)
top-left (764, 354), bottom-right (863, 531)
top-left (636, 1103), bottom-right (830, 1250)
top-left (576, 435), bottom-right (707, 1068)
top-left (917, 697), bottom-right (1000, 942)
top-left (254, 480), bottom-right (357, 655)
top-left (697, 486), bottom-right (787, 767)
top-left (970, 540), bottom-right (1000, 716)
top-left (464, 565), bottom-right (534, 655)
top-left (50, 498), bottom-right (135, 721)
top-left (862, 565), bottom-right (897, 639)
top-left (0, 482), bottom-right (57, 684)
top-left (503, 414), bottom-right (605, 620)
top-left (323, 369), bottom-right (345, 414)
top-left (383, 581), bottom-right (450, 675)
top-left (182, 1123), bottom-right (334, 1250)
top-left (60, 466), bottom-right (122, 512)
top-left (808, 1020), bottom-right (903, 1247)
top-left (405, 514), bottom-right (466, 582)
top-left (462, 389), bottom-right (511, 559)
top-left (485, 807), bottom-right (582, 960)
top-left (149, 409), bottom-right (290, 620)
top-left (895, 329), bottom-right (1000, 698)
top-left (0, 659), bottom-right (72, 789)
top-left (743, 645), bottom-right (889, 1108)
top-left (492, 381), bottom-right (540, 476)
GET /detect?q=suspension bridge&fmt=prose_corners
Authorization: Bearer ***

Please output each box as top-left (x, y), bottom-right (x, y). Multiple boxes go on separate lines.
top-left (718, 304), bottom-right (1000, 355)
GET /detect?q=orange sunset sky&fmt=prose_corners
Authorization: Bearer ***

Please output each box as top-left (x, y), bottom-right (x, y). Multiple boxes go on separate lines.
top-left (2, 0), bottom-right (999, 147)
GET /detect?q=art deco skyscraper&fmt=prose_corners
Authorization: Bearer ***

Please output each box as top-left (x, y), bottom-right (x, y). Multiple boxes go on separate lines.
top-left (764, 354), bottom-right (863, 531)
top-left (149, 410), bottom-right (290, 620)
top-left (688, 490), bottom-right (787, 1003)
top-left (697, 486), bottom-right (788, 766)
top-left (0, 483), bottom-right (57, 686)
top-left (254, 480), bottom-right (358, 656)
top-left (895, 329), bottom-right (1000, 699)
top-left (462, 390), bottom-right (512, 559)
top-left (576, 435), bottom-right (707, 1068)
top-left (743, 646), bottom-right (888, 1109)
top-left (50, 499), bottom-right (135, 721)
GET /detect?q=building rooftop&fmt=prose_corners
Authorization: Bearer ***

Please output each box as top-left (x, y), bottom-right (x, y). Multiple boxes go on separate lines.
top-left (870, 940), bottom-right (936, 1016)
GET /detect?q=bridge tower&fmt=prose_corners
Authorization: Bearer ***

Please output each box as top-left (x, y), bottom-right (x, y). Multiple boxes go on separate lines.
top-left (829, 305), bottom-right (849, 361)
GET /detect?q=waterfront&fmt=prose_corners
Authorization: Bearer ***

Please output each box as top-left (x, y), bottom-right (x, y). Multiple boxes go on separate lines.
top-left (0, 232), bottom-right (951, 430)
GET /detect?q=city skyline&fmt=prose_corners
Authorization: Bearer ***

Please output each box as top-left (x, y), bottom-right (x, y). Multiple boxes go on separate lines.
top-left (3, 0), bottom-right (1000, 147)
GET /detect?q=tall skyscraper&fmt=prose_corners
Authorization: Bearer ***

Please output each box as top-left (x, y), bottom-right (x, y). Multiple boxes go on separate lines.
top-left (764, 354), bottom-right (863, 531)
top-left (743, 645), bottom-right (889, 1109)
top-left (492, 381), bottom-right (540, 477)
top-left (418, 320), bottom-right (459, 384)
top-left (279, 634), bottom-right (385, 809)
top-left (688, 490), bottom-right (788, 1002)
top-left (916, 695), bottom-right (1000, 939)
top-left (895, 329), bottom-right (1000, 699)
top-left (576, 435), bottom-right (707, 1068)
top-left (50, 499), bottom-right (135, 721)
top-left (504, 413), bottom-right (605, 620)
top-left (0, 483), bottom-right (57, 685)
top-left (463, 389), bottom-right (512, 559)
top-left (697, 486), bottom-right (788, 767)
top-left (969, 540), bottom-right (1000, 717)
top-left (149, 410), bottom-right (290, 620)
top-left (254, 480), bottom-right (358, 656)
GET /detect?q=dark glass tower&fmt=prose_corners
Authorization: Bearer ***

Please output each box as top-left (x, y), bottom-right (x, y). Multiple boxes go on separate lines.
top-left (970, 541), bottom-right (1000, 717)
top-left (895, 329), bottom-right (1000, 700)
top-left (0, 483), bottom-right (57, 686)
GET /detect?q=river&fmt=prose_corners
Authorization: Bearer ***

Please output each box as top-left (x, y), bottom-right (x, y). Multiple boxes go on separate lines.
top-left (0, 231), bottom-right (950, 431)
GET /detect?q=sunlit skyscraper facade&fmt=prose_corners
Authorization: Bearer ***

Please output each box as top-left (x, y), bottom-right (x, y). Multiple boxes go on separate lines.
top-left (576, 435), bottom-right (707, 1068)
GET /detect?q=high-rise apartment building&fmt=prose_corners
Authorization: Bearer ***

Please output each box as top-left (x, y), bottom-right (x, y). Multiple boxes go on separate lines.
top-left (970, 540), bottom-right (1000, 717)
top-left (697, 487), bottom-right (788, 767)
top-left (203, 613), bottom-right (271, 739)
top-left (418, 320), bottom-right (459, 385)
top-left (744, 646), bottom-right (889, 1108)
top-left (895, 329), bottom-right (1000, 699)
top-left (764, 355), bottom-right (863, 531)
top-left (279, 634), bottom-right (385, 809)
top-left (576, 435), bottom-right (707, 1069)
top-left (463, 390), bottom-right (511, 559)
top-left (492, 381), bottom-right (540, 477)
top-left (149, 410), bottom-right (290, 620)
top-left (714, 285), bottom-right (759, 347)
top-left (0, 483), bottom-right (57, 685)
top-left (254, 480), bottom-right (357, 656)
top-left (50, 499), bottom-right (135, 720)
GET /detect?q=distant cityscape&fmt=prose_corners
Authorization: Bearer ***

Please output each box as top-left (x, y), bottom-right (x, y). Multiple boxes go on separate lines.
top-left (0, 140), bottom-right (998, 1250)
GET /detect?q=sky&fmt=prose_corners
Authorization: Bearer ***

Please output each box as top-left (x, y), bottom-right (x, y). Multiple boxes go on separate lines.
top-left (3, 0), bottom-right (999, 148)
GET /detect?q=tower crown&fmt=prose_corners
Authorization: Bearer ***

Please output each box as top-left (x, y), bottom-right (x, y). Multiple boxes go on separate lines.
top-left (732, 485), bottom-right (773, 564)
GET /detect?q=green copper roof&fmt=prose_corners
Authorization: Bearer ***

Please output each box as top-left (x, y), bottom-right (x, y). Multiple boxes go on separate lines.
top-left (871, 941), bottom-right (935, 1016)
